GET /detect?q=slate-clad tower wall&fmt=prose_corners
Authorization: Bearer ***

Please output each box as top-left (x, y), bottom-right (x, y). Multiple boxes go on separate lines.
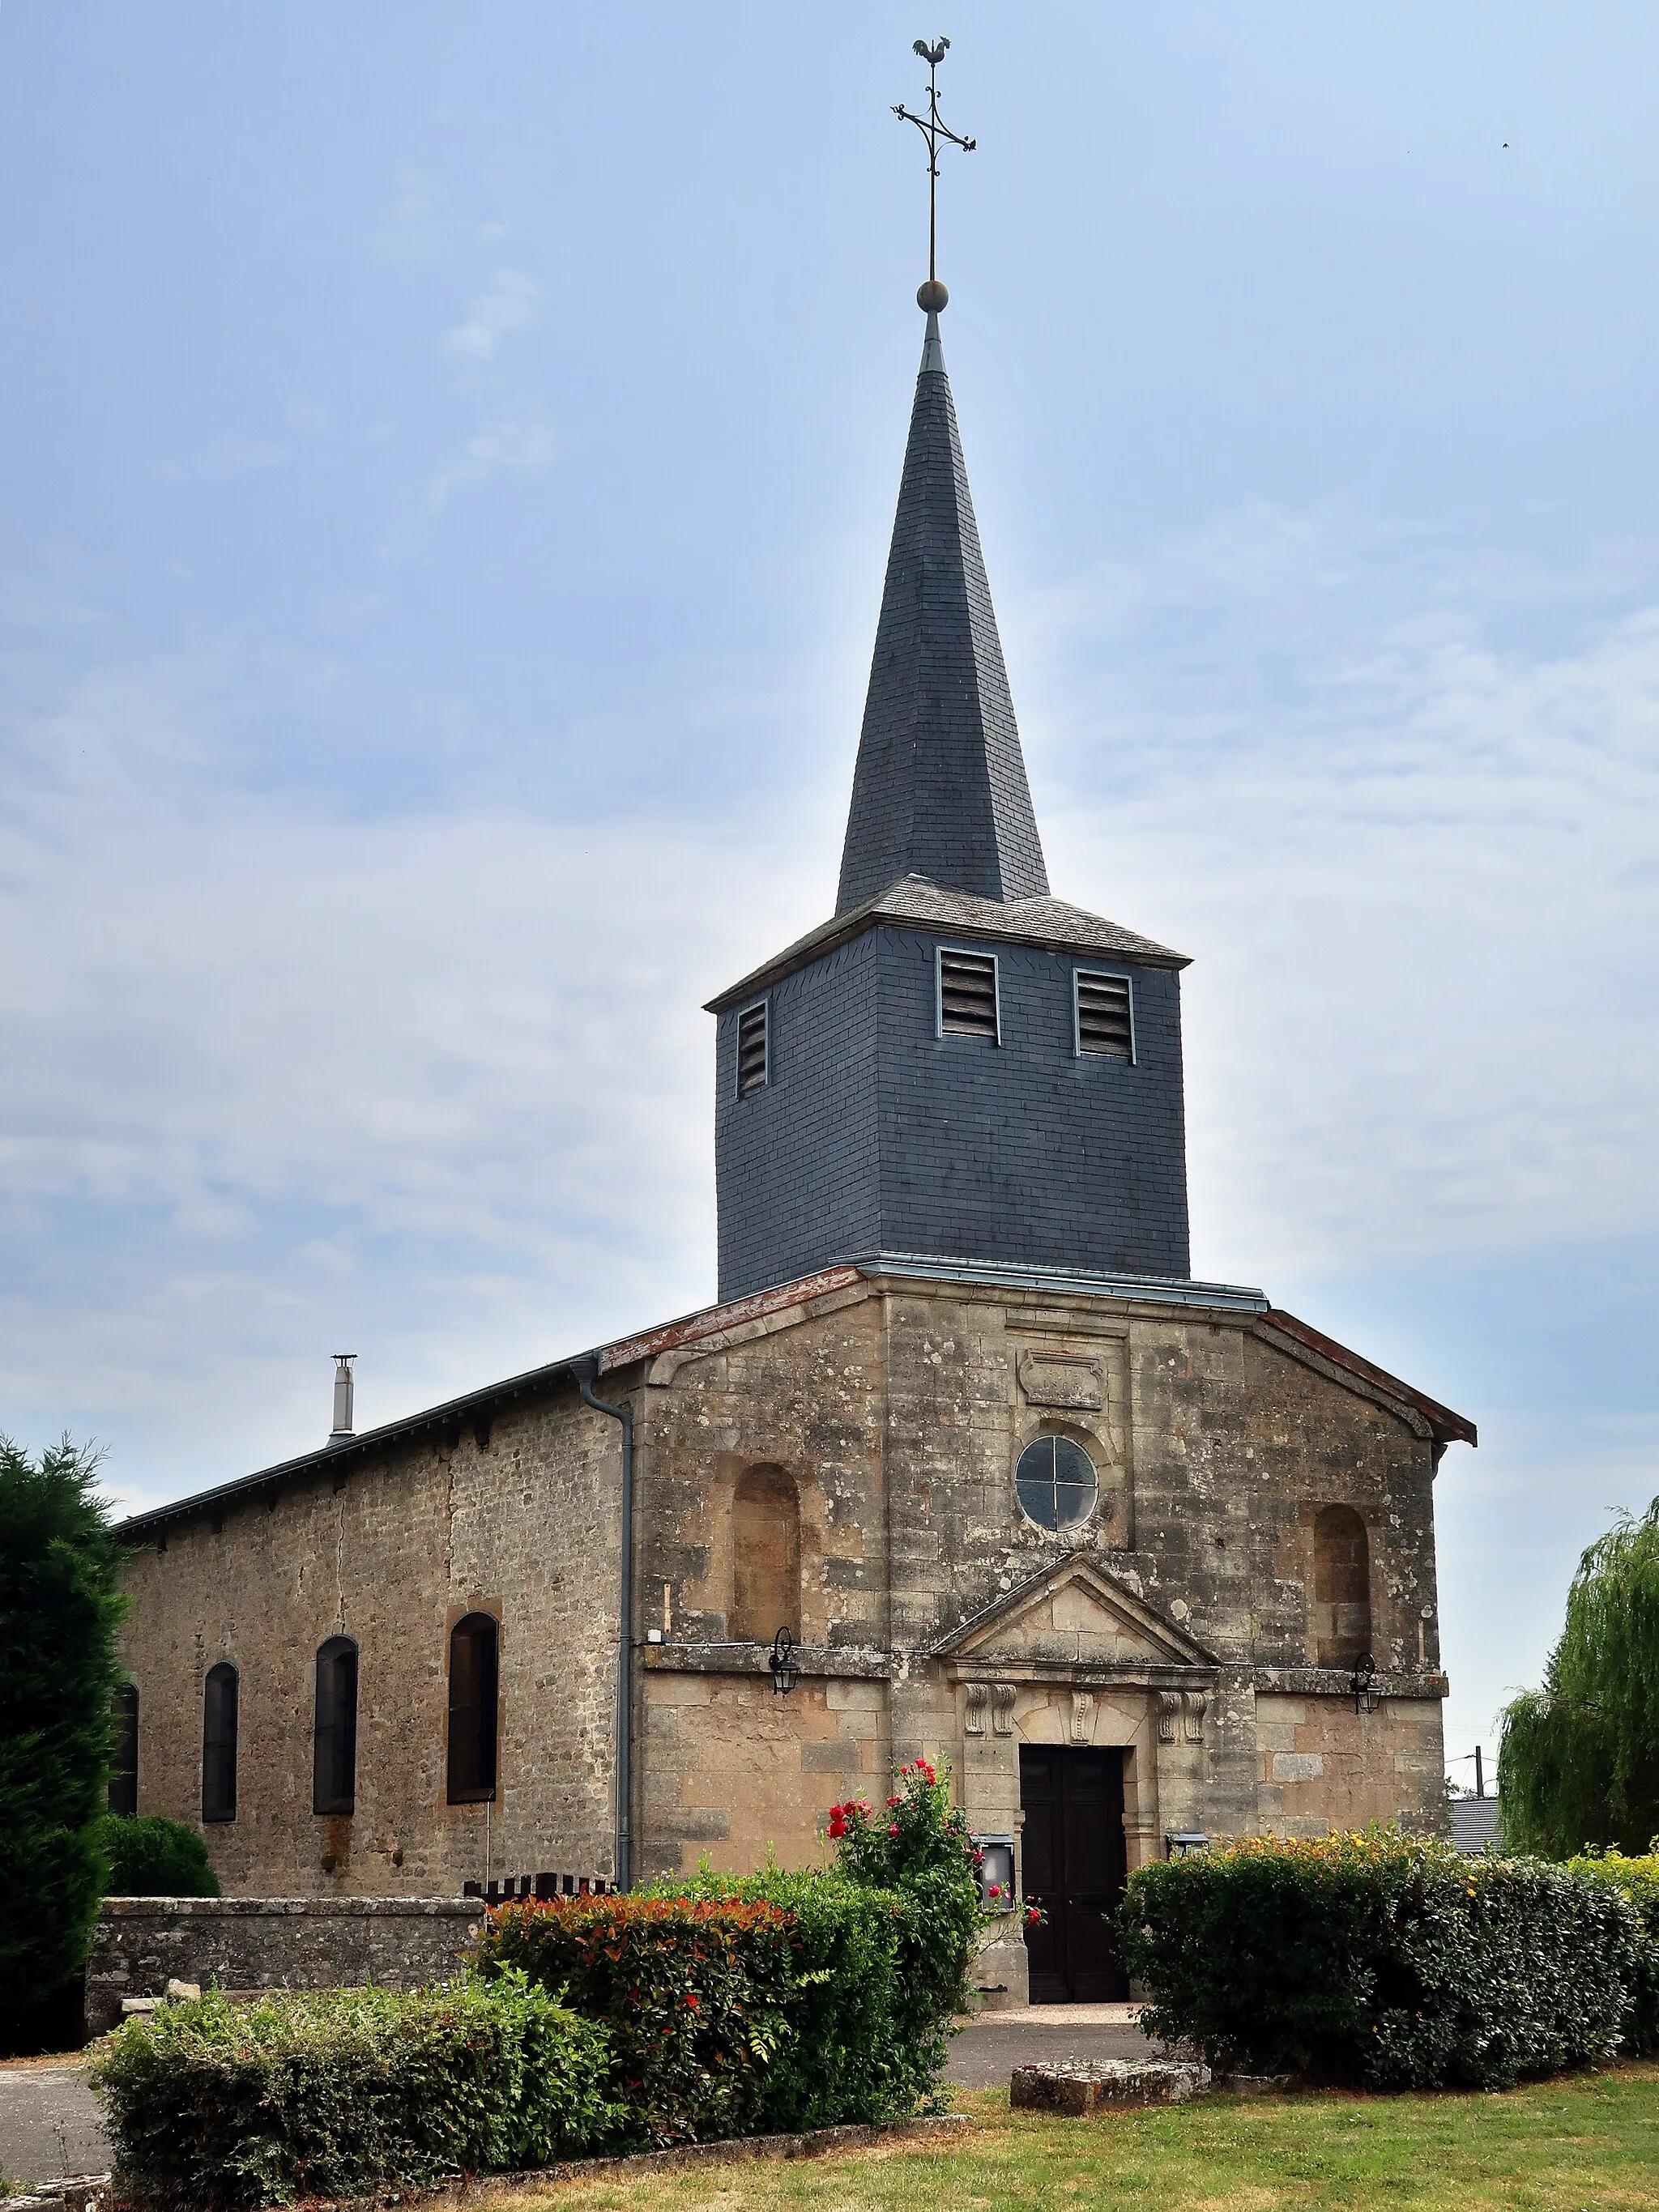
top-left (710, 312), bottom-right (1193, 1301)
top-left (715, 927), bottom-right (1190, 1298)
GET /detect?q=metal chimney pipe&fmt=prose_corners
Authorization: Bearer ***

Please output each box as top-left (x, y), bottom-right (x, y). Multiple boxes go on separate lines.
top-left (330, 1354), bottom-right (356, 1442)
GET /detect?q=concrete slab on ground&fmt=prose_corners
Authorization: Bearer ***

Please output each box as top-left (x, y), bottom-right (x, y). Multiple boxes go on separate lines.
top-left (0, 2063), bottom-right (109, 2190)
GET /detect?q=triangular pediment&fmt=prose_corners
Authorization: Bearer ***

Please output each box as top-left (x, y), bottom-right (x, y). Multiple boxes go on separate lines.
top-left (926, 1557), bottom-right (1215, 1670)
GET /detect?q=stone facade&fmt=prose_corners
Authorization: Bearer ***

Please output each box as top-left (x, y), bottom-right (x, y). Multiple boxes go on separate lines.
top-left (117, 1374), bottom-right (621, 1899)
top-left (115, 1261), bottom-right (1465, 2005)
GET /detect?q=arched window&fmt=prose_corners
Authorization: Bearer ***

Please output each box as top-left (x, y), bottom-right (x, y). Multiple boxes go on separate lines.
top-left (730, 1465), bottom-right (800, 1643)
top-left (109, 1683), bottom-right (139, 1818)
top-left (313, 1636), bottom-right (358, 1816)
top-left (446, 1613), bottom-right (499, 1805)
top-left (1312, 1506), bottom-right (1372, 1668)
top-left (203, 1663), bottom-right (238, 1823)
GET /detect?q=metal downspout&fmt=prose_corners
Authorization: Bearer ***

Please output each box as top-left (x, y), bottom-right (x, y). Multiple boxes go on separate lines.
top-left (572, 1355), bottom-right (633, 1890)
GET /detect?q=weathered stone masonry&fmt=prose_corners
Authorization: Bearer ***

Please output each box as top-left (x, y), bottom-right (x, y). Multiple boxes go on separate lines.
top-left (84, 1898), bottom-right (484, 2037)
top-left (117, 1374), bottom-right (621, 1899)
top-left (117, 1262), bottom-right (1464, 1958)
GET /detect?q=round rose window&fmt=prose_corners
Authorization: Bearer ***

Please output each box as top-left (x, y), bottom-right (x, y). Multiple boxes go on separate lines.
top-left (1014, 1434), bottom-right (1098, 1533)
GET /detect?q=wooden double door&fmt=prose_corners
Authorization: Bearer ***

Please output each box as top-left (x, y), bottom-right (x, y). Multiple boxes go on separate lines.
top-left (1019, 1744), bottom-right (1129, 2002)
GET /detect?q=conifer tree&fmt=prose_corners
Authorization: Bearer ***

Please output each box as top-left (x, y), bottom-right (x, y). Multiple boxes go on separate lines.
top-left (0, 1435), bottom-right (126, 2052)
top-left (1498, 1494), bottom-right (1659, 1858)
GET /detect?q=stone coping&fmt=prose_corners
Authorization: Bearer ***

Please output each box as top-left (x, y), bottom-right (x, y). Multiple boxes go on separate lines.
top-left (96, 1897), bottom-right (484, 1918)
top-left (639, 1648), bottom-right (1448, 1699)
top-left (641, 1642), bottom-right (894, 1680)
top-left (10, 2115), bottom-right (975, 2212)
top-left (1252, 1667), bottom-right (1449, 1701)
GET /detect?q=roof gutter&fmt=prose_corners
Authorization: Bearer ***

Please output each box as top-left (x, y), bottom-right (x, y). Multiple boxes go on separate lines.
top-left (569, 1354), bottom-right (633, 1892)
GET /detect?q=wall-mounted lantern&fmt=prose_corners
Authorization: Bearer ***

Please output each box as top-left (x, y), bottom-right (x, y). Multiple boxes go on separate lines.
top-left (768, 1626), bottom-right (799, 1696)
top-left (1165, 1832), bottom-right (1209, 1860)
top-left (1351, 1652), bottom-right (1383, 1715)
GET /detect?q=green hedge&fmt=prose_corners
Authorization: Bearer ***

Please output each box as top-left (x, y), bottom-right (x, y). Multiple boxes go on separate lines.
top-left (474, 1893), bottom-right (800, 2146)
top-left (647, 1865), bottom-right (934, 2129)
top-left (1120, 1831), bottom-right (1643, 2088)
top-left (99, 1813), bottom-right (220, 1898)
top-left (1569, 1852), bottom-right (1659, 2056)
top-left (87, 1974), bottom-right (621, 2210)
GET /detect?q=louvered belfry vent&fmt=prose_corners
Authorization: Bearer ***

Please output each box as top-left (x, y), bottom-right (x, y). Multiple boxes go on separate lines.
top-left (736, 1001), bottom-right (769, 1095)
top-left (1075, 970), bottom-right (1134, 1059)
top-left (938, 949), bottom-right (1000, 1042)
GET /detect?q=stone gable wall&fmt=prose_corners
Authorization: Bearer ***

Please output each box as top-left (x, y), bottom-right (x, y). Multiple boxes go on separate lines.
top-left (633, 1276), bottom-right (1446, 1886)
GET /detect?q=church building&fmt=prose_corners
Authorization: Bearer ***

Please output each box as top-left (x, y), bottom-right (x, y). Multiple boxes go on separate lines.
top-left (113, 288), bottom-right (1474, 2005)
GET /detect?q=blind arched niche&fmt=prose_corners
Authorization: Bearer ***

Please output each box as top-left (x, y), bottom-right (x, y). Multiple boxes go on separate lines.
top-left (1312, 1505), bottom-right (1372, 1668)
top-left (730, 1465), bottom-right (800, 1643)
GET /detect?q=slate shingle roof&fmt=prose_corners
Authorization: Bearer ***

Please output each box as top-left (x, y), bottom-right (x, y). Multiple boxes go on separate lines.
top-left (706, 873), bottom-right (1187, 1013)
top-left (835, 312), bottom-right (1050, 915)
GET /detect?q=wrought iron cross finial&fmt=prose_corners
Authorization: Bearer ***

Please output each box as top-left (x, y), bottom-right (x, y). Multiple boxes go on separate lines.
top-left (894, 34), bottom-right (975, 311)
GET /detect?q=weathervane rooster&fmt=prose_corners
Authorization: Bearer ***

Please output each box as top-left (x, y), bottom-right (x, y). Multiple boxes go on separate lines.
top-left (894, 34), bottom-right (975, 311)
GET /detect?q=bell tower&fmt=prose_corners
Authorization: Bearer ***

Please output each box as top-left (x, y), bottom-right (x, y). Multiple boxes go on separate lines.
top-left (706, 51), bottom-right (1192, 1302)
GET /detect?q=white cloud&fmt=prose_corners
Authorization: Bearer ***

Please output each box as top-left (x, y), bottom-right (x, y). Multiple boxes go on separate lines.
top-left (0, 674), bottom-right (825, 1504)
top-left (444, 266), bottom-right (543, 361)
top-left (427, 419), bottom-right (556, 513)
top-left (1017, 504), bottom-right (1659, 1283)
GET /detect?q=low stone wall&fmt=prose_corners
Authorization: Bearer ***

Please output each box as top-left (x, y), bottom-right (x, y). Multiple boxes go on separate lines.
top-left (84, 1897), bottom-right (484, 2039)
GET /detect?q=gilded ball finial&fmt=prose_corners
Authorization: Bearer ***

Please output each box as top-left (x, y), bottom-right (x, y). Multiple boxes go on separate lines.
top-left (916, 279), bottom-right (949, 313)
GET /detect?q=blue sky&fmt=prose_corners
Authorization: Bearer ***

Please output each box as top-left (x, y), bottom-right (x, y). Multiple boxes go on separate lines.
top-left (2, 2), bottom-right (1657, 1773)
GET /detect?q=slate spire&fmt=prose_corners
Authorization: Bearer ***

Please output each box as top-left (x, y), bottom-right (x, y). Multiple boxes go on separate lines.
top-left (835, 310), bottom-right (1049, 916)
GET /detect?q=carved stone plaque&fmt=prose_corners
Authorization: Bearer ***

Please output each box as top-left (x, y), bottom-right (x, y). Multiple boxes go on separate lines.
top-left (1017, 1350), bottom-right (1106, 1411)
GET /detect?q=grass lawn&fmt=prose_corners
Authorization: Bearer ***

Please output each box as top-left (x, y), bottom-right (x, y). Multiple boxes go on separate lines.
top-left (482, 2064), bottom-right (1659, 2212)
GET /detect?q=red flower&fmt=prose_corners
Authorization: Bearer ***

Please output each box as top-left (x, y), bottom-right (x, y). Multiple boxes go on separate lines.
top-left (887, 1796), bottom-right (901, 1808)
top-left (889, 1822), bottom-right (900, 1835)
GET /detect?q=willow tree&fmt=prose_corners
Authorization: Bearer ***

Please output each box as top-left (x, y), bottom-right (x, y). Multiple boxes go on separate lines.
top-left (1498, 1496), bottom-right (1659, 1858)
top-left (0, 1435), bottom-right (126, 2052)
